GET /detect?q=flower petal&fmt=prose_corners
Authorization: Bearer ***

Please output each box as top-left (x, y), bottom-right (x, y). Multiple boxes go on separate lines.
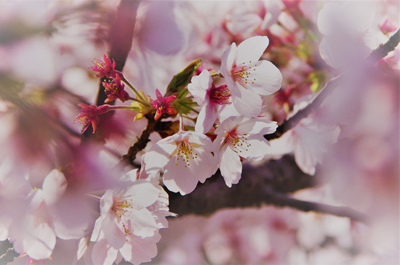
top-left (232, 89), bottom-right (262, 118)
top-left (246, 60), bottom-right (282, 95)
top-left (163, 159), bottom-right (199, 195)
top-left (195, 103), bottom-right (217, 134)
top-left (219, 145), bottom-right (242, 187)
top-left (236, 36), bottom-right (269, 64)
top-left (188, 70), bottom-right (211, 106)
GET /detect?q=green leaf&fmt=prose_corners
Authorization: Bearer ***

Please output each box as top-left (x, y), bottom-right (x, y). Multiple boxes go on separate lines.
top-left (165, 59), bottom-right (202, 97)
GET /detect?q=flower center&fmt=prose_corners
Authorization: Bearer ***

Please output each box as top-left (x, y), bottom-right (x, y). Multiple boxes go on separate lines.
top-left (231, 61), bottom-right (258, 88)
top-left (210, 85), bottom-right (231, 105)
top-left (112, 196), bottom-right (134, 218)
top-left (224, 129), bottom-right (251, 154)
top-left (172, 140), bottom-right (199, 167)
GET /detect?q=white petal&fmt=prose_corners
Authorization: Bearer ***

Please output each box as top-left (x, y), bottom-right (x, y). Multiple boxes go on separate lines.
top-left (247, 60), bottom-right (282, 95)
top-left (188, 70), bottom-right (211, 106)
top-left (219, 146), bottom-right (242, 187)
top-left (143, 139), bottom-right (177, 173)
top-left (294, 140), bottom-right (317, 176)
top-left (126, 208), bottom-right (158, 238)
top-left (124, 180), bottom-right (160, 208)
top-left (220, 42), bottom-right (237, 80)
top-left (238, 118), bottom-right (277, 135)
top-left (232, 89), bottom-right (262, 118)
top-left (42, 169), bottom-right (67, 205)
top-left (91, 239), bottom-right (119, 265)
top-left (195, 103), bottom-right (217, 134)
top-left (236, 36), bottom-right (269, 64)
top-left (189, 148), bottom-right (218, 183)
top-left (101, 211), bottom-right (125, 249)
top-left (120, 231), bottom-right (161, 265)
top-left (163, 159), bottom-right (198, 195)
top-left (237, 134), bottom-right (271, 160)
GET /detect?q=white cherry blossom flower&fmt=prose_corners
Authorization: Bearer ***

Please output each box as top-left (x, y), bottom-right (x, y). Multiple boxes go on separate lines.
top-left (214, 116), bottom-right (277, 187)
top-left (86, 171), bottom-right (173, 265)
top-left (90, 227), bottom-right (161, 265)
top-left (220, 36), bottom-right (282, 117)
top-left (188, 69), bottom-right (231, 134)
top-left (144, 131), bottom-right (218, 195)
top-left (96, 178), bottom-right (162, 249)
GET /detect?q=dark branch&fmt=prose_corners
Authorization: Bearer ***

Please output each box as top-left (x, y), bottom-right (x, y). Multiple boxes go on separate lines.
top-left (83, 0), bottom-right (140, 137)
top-left (267, 28), bottom-right (400, 140)
top-left (96, 0), bottom-right (140, 106)
top-left (167, 155), bottom-right (368, 223)
top-left (264, 189), bottom-right (369, 223)
top-left (121, 115), bottom-right (159, 166)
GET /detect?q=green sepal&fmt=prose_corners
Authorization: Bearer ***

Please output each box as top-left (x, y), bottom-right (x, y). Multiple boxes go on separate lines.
top-left (165, 59), bottom-right (202, 97)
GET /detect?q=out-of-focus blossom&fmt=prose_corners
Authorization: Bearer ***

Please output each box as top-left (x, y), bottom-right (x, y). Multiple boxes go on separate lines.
top-left (103, 74), bottom-right (130, 103)
top-left (268, 114), bottom-right (340, 175)
top-left (150, 89), bottom-right (176, 121)
top-left (144, 131), bottom-right (217, 195)
top-left (74, 104), bottom-right (110, 133)
top-left (89, 54), bottom-right (121, 79)
top-left (378, 17), bottom-right (398, 35)
top-left (220, 36), bottom-right (282, 117)
top-left (225, 0), bottom-right (284, 37)
top-left (214, 116), bottom-right (277, 187)
top-left (86, 170), bottom-right (173, 265)
top-left (8, 170), bottom-right (86, 260)
top-left (317, 1), bottom-right (376, 69)
top-left (188, 69), bottom-right (231, 133)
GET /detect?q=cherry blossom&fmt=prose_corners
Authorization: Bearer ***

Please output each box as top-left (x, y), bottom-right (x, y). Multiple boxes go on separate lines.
top-left (103, 74), bottom-right (130, 103)
top-left (188, 69), bottom-right (231, 133)
top-left (220, 36), bottom-right (283, 117)
top-left (85, 170), bottom-right (173, 265)
top-left (151, 89), bottom-right (176, 121)
top-left (144, 131), bottom-right (218, 195)
top-left (96, 179), bottom-right (161, 249)
top-left (74, 104), bottom-right (110, 133)
top-left (214, 116), bottom-right (277, 187)
top-left (89, 54), bottom-right (122, 79)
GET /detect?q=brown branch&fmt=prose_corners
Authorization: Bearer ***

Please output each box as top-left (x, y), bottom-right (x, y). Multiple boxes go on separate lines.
top-left (266, 27), bottom-right (400, 140)
top-left (167, 155), bottom-right (368, 223)
top-left (264, 189), bottom-right (369, 223)
top-left (121, 115), bottom-right (159, 166)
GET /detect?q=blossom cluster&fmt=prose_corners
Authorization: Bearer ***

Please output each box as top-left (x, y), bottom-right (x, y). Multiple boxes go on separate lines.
top-left (0, 1), bottom-right (398, 265)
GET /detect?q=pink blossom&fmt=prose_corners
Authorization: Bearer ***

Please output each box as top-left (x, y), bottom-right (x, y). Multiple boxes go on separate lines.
top-left (378, 17), bottom-right (397, 35)
top-left (214, 116), bottom-right (277, 187)
top-left (103, 74), bottom-right (130, 103)
top-left (143, 131), bottom-right (218, 195)
top-left (188, 69), bottom-right (231, 133)
top-left (151, 89), bottom-right (176, 121)
top-left (89, 54), bottom-right (121, 79)
top-left (220, 36), bottom-right (283, 117)
top-left (74, 104), bottom-right (110, 133)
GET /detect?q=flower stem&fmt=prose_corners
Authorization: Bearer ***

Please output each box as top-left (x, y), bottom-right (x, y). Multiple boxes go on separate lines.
top-left (120, 76), bottom-right (149, 106)
top-left (109, 105), bottom-right (136, 111)
top-left (210, 72), bottom-right (223, 78)
top-left (179, 112), bottom-right (184, 132)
